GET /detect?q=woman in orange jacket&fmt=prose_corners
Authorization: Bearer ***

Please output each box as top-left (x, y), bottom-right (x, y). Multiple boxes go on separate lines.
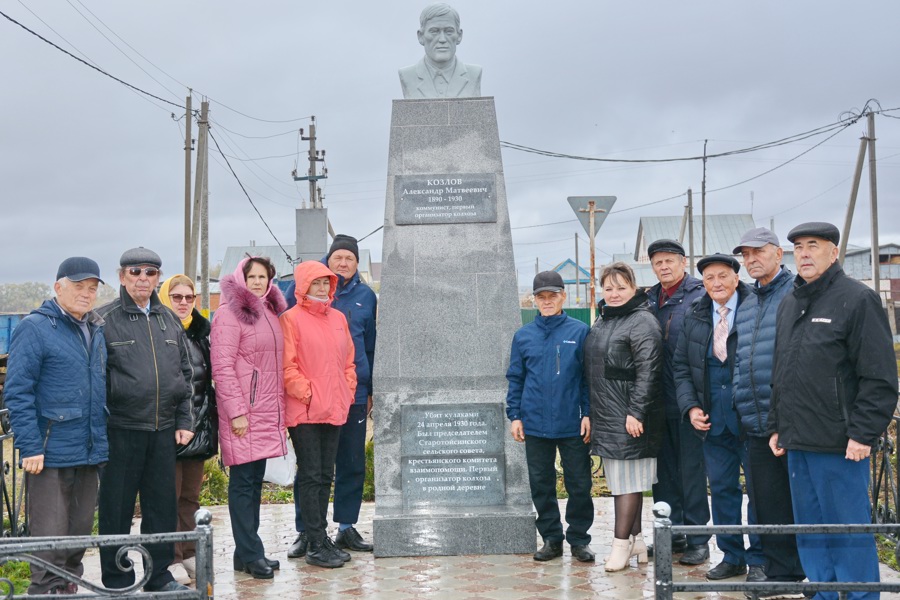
top-left (280, 261), bottom-right (357, 569)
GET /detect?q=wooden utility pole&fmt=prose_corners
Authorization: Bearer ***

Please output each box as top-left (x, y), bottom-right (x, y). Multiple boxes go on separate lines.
top-left (701, 140), bottom-right (708, 257)
top-left (687, 188), bottom-right (695, 274)
top-left (574, 232), bottom-right (580, 306)
top-left (867, 112), bottom-right (881, 296)
top-left (189, 100), bottom-right (209, 281)
top-left (199, 101), bottom-right (210, 312)
top-left (183, 93), bottom-right (192, 273)
top-left (294, 116), bottom-right (327, 208)
top-left (839, 135), bottom-right (868, 262)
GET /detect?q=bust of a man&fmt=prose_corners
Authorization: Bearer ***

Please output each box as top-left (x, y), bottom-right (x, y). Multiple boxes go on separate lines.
top-left (399, 3), bottom-right (482, 99)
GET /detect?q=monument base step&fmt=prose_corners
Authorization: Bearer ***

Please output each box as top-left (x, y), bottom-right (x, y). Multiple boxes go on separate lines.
top-left (372, 505), bottom-right (536, 557)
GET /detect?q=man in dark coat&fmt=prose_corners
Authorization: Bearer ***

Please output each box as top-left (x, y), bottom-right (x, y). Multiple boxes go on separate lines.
top-left (645, 239), bottom-right (711, 565)
top-left (673, 254), bottom-right (764, 581)
top-left (96, 247), bottom-right (194, 592)
top-left (769, 222), bottom-right (898, 600)
top-left (506, 271), bottom-right (594, 563)
top-left (4, 257), bottom-right (108, 595)
top-left (732, 227), bottom-right (805, 597)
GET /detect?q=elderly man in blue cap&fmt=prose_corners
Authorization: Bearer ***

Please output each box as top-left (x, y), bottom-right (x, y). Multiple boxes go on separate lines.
top-left (5, 257), bottom-right (108, 595)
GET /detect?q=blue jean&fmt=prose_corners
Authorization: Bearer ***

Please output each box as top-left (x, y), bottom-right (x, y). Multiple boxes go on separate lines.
top-left (788, 450), bottom-right (879, 600)
top-left (702, 429), bottom-right (764, 566)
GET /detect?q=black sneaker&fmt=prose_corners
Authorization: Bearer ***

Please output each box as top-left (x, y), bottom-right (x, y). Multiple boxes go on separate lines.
top-left (323, 536), bottom-right (351, 562)
top-left (335, 526), bottom-right (374, 552)
top-left (287, 532), bottom-right (308, 558)
top-left (305, 539), bottom-right (344, 568)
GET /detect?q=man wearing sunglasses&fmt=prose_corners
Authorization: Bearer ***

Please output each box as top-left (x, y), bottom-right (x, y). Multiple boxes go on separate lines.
top-left (95, 247), bottom-right (195, 593)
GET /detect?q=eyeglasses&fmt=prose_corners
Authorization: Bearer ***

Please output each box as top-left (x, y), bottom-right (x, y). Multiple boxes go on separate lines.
top-left (126, 267), bottom-right (159, 277)
top-left (169, 294), bottom-right (196, 304)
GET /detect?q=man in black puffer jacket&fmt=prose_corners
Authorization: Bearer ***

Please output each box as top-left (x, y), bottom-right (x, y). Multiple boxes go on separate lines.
top-left (95, 247), bottom-right (194, 593)
top-left (769, 222), bottom-right (898, 598)
top-left (673, 254), bottom-right (764, 582)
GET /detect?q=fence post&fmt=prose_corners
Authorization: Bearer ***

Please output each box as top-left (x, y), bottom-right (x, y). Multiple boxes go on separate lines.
top-left (194, 508), bottom-right (214, 600)
top-left (653, 501), bottom-right (674, 600)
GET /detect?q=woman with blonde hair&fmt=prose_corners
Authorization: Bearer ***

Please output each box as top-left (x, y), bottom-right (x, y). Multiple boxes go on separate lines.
top-left (159, 274), bottom-right (217, 583)
top-left (584, 262), bottom-right (664, 571)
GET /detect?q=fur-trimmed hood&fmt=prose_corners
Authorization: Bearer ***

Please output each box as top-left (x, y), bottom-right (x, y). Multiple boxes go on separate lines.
top-left (219, 258), bottom-right (287, 324)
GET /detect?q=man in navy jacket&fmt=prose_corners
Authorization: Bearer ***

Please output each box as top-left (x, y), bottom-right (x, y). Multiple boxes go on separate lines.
top-left (286, 234), bottom-right (378, 558)
top-left (506, 271), bottom-right (594, 563)
top-left (5, 257), bottom-right (108, 595)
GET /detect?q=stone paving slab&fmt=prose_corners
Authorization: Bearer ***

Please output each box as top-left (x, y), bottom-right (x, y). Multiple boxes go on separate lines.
top-left (78, 499), bottom-right (900, 599)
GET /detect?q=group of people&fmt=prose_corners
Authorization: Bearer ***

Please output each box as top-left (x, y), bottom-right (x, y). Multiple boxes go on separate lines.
top-left (3, 233), bottom-right (377, 594)
top-left (506, 221), bottom-right (898, 600)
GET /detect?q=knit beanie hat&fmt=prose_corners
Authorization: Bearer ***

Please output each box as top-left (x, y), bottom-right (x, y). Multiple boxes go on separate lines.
top-left (327, 234), bottom-right (359, 261)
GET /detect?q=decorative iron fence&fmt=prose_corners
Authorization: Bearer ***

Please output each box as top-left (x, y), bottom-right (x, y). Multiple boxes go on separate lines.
top-left (652, 501), bottom-right (900, 600)
top-left (0, 509), bottom-right (214, 599)
top-left (871, 414), bottom-right (900, 538)
top-left (0, 410), bottom-right (25, 538)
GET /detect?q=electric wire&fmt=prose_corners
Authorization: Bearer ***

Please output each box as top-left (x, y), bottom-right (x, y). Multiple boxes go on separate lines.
top-left (0, 8), bottom-right (184, 109)
top-left (208, 129), bottom-right (294, 263)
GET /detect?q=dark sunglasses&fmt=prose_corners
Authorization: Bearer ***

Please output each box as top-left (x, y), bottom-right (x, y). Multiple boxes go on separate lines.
top-left (169, 294), bottom-right (196, 304)
top-left (126, 267), bottom-right (159, 277)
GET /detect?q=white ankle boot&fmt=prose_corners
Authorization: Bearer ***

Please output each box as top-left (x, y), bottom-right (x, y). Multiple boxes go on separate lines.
top-left (604, 537), bottom-right (634, 571)
top-left (630, 535), bottom-right (648, 564)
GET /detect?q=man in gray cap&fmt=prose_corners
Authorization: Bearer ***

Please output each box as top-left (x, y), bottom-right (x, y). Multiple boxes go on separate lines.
top-left (645, 239), bottom-right (711, 564)
top-left (769, 222), bottom-right (897, 598)
top-left (731, 228), bottom-right (804, 597)
top-left (506, 271), bottom-right (594, 562)
top-left (4, 257), bottom-right (107, 595)
top-left (95, 247), bottom-right (194, 592)
top-left (674, 254), bottom-right (764, 581)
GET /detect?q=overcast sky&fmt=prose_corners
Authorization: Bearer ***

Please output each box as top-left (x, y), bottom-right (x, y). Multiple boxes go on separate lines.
top-left (2, 1), bottom-right (899, 285)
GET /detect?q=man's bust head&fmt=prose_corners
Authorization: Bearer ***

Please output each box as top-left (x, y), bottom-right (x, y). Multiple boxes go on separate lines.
top-left (417, 3), bottom-right (462, 69)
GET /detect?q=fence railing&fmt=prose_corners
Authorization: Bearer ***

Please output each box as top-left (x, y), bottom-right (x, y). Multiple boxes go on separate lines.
top-left (871, 413), bottom-right (900, 538)
top-left (652, 501), bottom-right (900, 600)
top-left (0, 410), bottom-right (25, 538)
top-left (0, 509), bottom-right (214, 598)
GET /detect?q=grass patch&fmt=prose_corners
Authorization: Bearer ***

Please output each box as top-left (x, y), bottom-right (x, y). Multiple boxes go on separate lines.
top-left (0, 560), bottom-right (30, 595)
top-left (876, 534), bottom-right (899, 571)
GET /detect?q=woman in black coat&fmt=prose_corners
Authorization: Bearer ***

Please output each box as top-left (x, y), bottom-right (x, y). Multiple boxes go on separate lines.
top-left (584, 262), bottom-right (663, 571)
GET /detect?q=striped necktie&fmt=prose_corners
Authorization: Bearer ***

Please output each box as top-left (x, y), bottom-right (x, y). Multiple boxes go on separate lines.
top-left (714, 305), bottom-right (730, 362)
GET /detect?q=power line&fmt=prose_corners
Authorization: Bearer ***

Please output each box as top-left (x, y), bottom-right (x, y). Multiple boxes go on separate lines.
top-left (209, 120), bottom-right (303, 140)
top-left (208, 128), bottom-right (294, 263)
top-left (0, 8), bottom-right (184, 109)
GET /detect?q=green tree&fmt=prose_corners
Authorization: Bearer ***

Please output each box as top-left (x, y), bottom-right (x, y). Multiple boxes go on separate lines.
top-left (0, 282), bottom-right (52, 313)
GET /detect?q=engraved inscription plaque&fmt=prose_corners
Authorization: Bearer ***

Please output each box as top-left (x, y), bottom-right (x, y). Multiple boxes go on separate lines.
top-left (394, 174), bottom-right (496, 225)
top-left (400, 404), bottom-right (505, 507)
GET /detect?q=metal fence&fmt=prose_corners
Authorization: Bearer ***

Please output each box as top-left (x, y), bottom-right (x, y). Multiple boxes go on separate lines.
top-left (871, 414), bottom-right (900, 540)
top-left (0, 509), bottom-right (214, 599)
top-left (652, 501), bottom-right (900, 600)
top-left (0, 410), bottom-right (25, 538)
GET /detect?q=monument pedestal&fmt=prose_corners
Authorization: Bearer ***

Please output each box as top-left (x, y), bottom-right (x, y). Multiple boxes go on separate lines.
top-left (373, 97), bottom-right (535, 557)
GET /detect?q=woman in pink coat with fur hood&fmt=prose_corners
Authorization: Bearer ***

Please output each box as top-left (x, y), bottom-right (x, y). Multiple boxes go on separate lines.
top-left (211, 256), bottom-right (287, 579)
top-left (280, 260), bottom-right (356, 569)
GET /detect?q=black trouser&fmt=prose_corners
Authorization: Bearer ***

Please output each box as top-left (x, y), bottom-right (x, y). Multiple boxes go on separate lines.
top-left (289, 423), bottom-right (341, 544)
top-left (99, 427), bottom-right (176, 590)
top-left (294, 403), bottom-right (368, 530)
top-left (652, 416), bottom-right (712, 546)
top-left (228, 459), bottom-right (267, 564)
top-left (746, 436), bottom-right (806, 581)
top-left (26, 466), bottom-right (99, 594)
top-left (524, 434), bottom-right (593, 545)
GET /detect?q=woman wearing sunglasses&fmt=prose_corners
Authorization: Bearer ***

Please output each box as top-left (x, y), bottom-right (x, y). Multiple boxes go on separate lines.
top-left (158, 274), bottom-right (218, 584)
top-left (210, 256), bottom-right (287, 579)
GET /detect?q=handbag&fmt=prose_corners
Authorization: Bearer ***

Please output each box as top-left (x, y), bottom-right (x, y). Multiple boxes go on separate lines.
top-left (263, 439), bottom-right (297, 486)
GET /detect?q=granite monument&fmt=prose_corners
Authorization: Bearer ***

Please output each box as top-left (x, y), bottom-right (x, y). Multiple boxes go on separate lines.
top-left (399, 3), bottom-right (482, 99)
top-left (372, 95), bottom-right (536, 557)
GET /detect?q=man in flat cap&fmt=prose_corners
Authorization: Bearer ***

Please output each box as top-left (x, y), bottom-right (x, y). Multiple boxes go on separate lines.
top-left (673, 254), bottom-right (764, 581)
top-left (769, 222), bottom-right (897, 599)
top-left (645, 239), bottom-right (711, 565)
top-left (731, 228), bottom-right (805, 597)
top-left (95, 247), bottom-right (194, 592)
top-left (506, 271), bottom-right (594, 562)
top-left (4, 257), bottom-right (108, 595)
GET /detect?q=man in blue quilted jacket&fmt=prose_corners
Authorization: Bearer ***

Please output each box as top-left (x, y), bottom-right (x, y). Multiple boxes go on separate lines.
top-left (505, 271), bottom-right (594, 563)
top-left (4, 257), bottom-right (109, 595)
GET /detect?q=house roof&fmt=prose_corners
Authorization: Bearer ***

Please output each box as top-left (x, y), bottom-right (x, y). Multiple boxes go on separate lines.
top-left (551, 259), bottom-right (591, 284)
top-left (635, 214), bottom-right (756, 261)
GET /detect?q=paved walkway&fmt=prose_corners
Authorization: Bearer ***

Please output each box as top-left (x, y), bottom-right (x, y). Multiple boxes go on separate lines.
top-left (80, 499), bottom-right (900, 599)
